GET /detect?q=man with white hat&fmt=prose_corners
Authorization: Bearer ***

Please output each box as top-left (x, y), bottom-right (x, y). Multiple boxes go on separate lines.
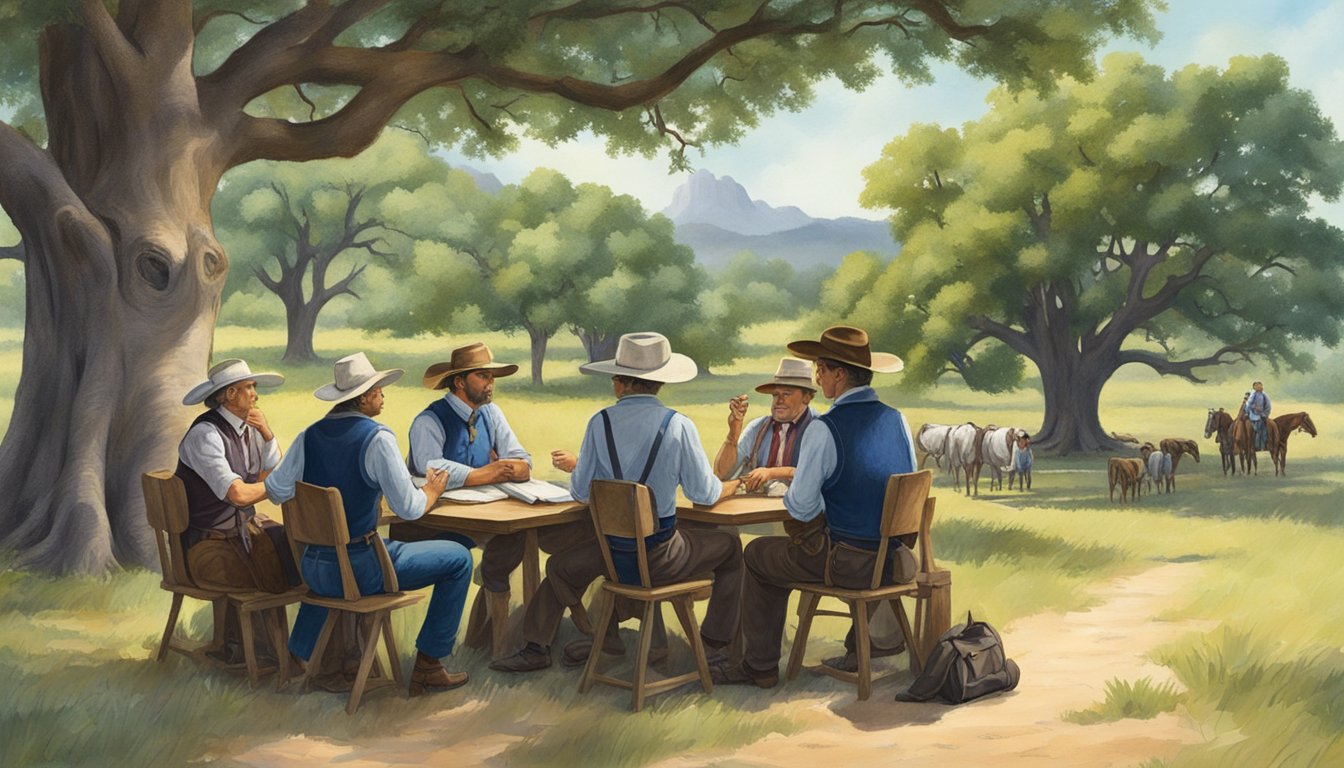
top-left (490, 332), bottom-right (745, 673)
top-left (265, 353), bottom-right (473, 695)
top-left (177, 358), bottom-right (297, 665)
top-left (714, 326), bottom-right (918, 688)
top-left (714, 357), bottom-right (819, 491)
top-left (177, 359), bottom-right (296, 595)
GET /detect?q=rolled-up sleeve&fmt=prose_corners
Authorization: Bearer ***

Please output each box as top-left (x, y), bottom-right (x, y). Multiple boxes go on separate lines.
top-left (784, 425), bottom-right (836, 523)
top-left (179, 424), bottom-right (238, 500)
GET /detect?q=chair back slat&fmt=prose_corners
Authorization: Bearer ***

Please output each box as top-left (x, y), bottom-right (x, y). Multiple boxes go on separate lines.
top-left (142, 471), bottom-right (193, 587)
top-left (283, 481), bottom-right (365, 601)
top-left (918, 497), bottom-right (937, 574)
top-left (589, 479), bottom-right (657, 588)
top-left (870, 470), bottom-right (933, 590)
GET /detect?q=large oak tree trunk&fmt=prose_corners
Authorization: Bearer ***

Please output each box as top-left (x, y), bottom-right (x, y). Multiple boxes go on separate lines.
top-left (1026, 337), bottom-right (1127, 456)
top-left (0, 17), bottom-right (227, 572)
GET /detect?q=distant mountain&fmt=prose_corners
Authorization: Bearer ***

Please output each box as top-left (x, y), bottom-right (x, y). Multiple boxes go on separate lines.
top-left (456, 165), bottom-right (504, 195)
top-left (661, 169), bottom-right (814, 236)
top-left (674, 218), bottom-right (899, 270)
top-left (661, 170), bottom-right (898, 269)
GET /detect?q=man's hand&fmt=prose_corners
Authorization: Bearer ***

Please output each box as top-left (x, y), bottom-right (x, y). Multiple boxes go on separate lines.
top-left (551, 450), bottom-right (577, 473)
top-left (728, 394), bottom-right (749, 428)
top-left (245, 408), bottom-right (275, 442)
top-left (740, 467), bottom-right (779, 492)
top-left (423, 467), bottom-right (450, 499)
top-left (499, 459), bottom-right (531, 482)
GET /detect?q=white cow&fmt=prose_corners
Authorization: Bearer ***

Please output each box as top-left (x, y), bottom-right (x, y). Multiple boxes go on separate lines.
top-left (1146, 450), bottom-right (1174, 494)
top-left (977, 426), bottom-right (1024, 493)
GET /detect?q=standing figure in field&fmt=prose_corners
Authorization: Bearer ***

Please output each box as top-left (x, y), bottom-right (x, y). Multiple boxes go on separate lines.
top-left (266, 353), bottom-right (472, 696)
top-left (1245, 381), bottom-right (1272, 451)
top-left (1009, 432), bottom-right (1033, 491)
top-left (714, 326), bottom-right (916, 688)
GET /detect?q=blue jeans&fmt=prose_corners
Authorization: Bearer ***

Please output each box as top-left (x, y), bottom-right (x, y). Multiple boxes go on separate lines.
top-left (288, 538), bottom-right (473, 660)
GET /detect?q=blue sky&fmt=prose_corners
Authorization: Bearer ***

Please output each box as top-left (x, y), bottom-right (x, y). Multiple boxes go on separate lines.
top-left (444, 0), bottom-right (1344, 223)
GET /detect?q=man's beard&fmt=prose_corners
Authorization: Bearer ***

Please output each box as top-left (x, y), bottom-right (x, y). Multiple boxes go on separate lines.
top-left (469, 389), bottom-right (493, 407)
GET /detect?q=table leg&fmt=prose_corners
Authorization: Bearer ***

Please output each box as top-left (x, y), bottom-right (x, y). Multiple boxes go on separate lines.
top-left (522, 529), bottom-right (540, 603)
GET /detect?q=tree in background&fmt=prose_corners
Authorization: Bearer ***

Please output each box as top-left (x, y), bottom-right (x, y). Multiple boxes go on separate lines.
top-left (0, 1), bottom-right (1159, 572)
top-left (854, 54), bottom-right (1344, 453)
top-left (212, 133), bottom-right (442, 361)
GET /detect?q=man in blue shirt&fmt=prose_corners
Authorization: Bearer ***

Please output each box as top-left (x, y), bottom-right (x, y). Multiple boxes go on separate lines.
top-left (266, 352), bottom-right (473, 696)
top-left (714, 326), bottom-right (917, 688)
top-left (713, 357), bottom-right (819, 490)
top-left (490, 332), bottom-right (744, 673)
top-left (1244, 380), bottom-right (1272, 451)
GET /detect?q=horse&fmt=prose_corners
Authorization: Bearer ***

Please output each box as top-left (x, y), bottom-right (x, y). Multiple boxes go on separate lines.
top-left (915, 423), bottom-right (954, 473)
top-left (945, 422), bottom-right (981, 494)
top-left (977, 426), bottom-right (1023, 493)
top-left (1270, 412), bottom-right (1317, 476)
top-left (1159, 438), bottom-right (1200, 489)
top-left (1204, 408), bottom-right (1236, 476)
top-left (1230, 409), bottom-right (1279, 476)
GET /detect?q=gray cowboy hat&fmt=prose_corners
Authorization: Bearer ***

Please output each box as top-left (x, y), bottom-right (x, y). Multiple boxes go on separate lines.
top-left (579, 332), bottom-right (697, 383)
top-left (786, 325), bottom-right (903, 373)
top-left (314, 352), bottom-right (404, 402)
top-left (422, 342), bottom-right (519, 390)
top-left (182, 359), bottom-right (284, 406)
top-left (754, 357), bottom-right (817, 394)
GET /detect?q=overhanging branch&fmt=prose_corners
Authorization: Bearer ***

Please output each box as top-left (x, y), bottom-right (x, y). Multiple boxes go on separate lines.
top-left (0, 242), bottom-right (25, 263)
top-left (1117, 345), bottom-right (1256, 384)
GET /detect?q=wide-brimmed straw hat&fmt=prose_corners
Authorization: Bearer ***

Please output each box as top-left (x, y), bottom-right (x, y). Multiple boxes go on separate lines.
top-left (579, 332), bottom-right (697, 384)
top-left (314, 352), bottom-right (404, 402)
top-left (754, 358), bottom-right (816, 394)
top-left (182, 359), bottom-right (284, 406)
top-left (786, 325), bottom-right (903, 373)
top-left (422, 342), bottom-right (519, 390)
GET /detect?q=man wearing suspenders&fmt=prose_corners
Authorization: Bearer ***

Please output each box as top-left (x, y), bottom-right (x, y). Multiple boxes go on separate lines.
top-left (490, 332), bottom-right (744, 673)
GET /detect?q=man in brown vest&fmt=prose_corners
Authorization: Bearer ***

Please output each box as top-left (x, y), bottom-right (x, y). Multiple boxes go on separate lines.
top-left (714, 357), bottom-right (819, 490)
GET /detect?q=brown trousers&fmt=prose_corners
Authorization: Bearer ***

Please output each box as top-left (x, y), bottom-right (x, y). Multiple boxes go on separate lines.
top-left (741, 527), bottom-right (915, 672)
top-left (187, 517), bottom-right (297, 593)
top-left (522, 526), bottom-right (743, 649)
top-left (478, 519), bottom-right (595, 593)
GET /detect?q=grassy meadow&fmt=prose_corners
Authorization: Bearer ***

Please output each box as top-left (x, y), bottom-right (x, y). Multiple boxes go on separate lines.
top-left (1, 321), bottom-right (1342, 766)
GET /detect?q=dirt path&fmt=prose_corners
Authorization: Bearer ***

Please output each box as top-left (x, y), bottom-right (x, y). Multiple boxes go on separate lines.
top-left (228, 562), bottom-right (1212, 767)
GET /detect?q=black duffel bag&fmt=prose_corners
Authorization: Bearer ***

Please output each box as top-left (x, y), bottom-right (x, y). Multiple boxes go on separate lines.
top-left (896, 612), bottom-right (1020, 704)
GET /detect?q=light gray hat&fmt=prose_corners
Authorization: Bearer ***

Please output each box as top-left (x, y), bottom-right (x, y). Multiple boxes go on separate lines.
top-left (579, 332), bottom-right (697, 384)
top-left (755, 357), bottom-right (816, 394)
top-left (314, 352), bottom-right (404, 402)
top-left (182, 359), bottom-right (283, 406)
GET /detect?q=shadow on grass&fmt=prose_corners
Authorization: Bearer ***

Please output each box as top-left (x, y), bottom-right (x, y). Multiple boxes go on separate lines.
top-left (934, 519), bottom-right (1126, 574)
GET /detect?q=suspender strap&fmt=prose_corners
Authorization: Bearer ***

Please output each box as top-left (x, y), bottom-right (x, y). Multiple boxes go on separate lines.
top-left (638, 410), bottom-right (676, 485)
top-left (600, 409), bottom-right (623, 480)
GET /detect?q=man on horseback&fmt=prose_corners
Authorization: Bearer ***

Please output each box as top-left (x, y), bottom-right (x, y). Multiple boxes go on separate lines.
top-left (1245, 381), bottom-right (1272, 451)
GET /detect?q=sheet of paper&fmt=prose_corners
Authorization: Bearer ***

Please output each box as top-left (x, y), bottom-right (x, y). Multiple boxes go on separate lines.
top-left (440, 485), bottom-right (509, 503)
top-left (499, 479), bottom-right (574, 504)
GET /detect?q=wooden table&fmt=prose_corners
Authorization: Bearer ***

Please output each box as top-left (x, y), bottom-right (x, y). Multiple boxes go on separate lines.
top-left (676, 493), bottom-right (789, 526)
top-left (383, 497), bottom-right (590, 657)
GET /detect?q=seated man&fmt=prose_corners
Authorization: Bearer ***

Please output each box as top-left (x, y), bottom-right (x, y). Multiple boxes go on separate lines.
top-left (715, 326), bottom-right (917, 687)
top-left (490, 332), bottom-right (744, 672)
top-left (177, 358), bottom-right (298, 663)
top-left (714, 357), bottom-right (819, 492)
top-left (402, 342), bottom-right (591, 645)
top-left (266, 352), bottom-right (471, 695)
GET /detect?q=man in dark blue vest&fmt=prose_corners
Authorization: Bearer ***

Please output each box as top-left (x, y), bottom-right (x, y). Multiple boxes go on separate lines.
top-left (489, 332), bottom-right (744, 673)
top-left (401, 341), bottom-right (591, 652)
top-left (266, 352), bottom-right (473, 695)
top-left (714, 326), bottom-right (917, 688)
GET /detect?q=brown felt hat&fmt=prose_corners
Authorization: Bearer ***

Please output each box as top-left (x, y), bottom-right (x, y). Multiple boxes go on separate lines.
top-left (423, 342), bottom-right (519, 389)
top-left (786, 325), bottom-right (903, 373)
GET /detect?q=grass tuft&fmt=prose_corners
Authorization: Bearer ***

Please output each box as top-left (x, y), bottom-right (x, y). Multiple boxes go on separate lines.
top-left (1062, 677), bottom-right (1184, 724)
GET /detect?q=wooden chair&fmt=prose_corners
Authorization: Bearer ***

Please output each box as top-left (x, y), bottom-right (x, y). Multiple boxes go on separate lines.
top-left (142, 471), bottom-right (300, 689)
top-left (578, 480), bottom-right (714, 712)
top-left (283, 481), bottom-right (423, 714)
top-left (785, 470), bottom-right (940, 701)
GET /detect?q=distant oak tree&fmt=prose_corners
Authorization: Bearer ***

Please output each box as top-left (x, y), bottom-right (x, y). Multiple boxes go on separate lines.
top-left (0, 0), bottom-right (1156, 572)
top-left (855, 54), bottom-right (1344, 454)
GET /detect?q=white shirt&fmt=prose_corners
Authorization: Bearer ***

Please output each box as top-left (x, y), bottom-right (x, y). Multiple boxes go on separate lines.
top-left (264, 412), bottom-right (429, 521)
top-left (408, 395), bottom-right (532, 488)
top-left (178, 406), bottom-right (281, 500)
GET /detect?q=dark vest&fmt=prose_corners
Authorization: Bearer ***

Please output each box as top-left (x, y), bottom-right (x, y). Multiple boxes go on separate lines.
top-left (302, 416), bottom-right (389, 541)
top-left (176, 409), bottom-right (257, 548)
top-left (407, 399), bottom-right (492, 474)
top-left (818, 398), bottom-right (914, 549)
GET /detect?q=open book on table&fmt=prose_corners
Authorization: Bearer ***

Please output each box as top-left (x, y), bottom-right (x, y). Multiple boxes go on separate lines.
top-left (414, 476), bottom-right (573, 504)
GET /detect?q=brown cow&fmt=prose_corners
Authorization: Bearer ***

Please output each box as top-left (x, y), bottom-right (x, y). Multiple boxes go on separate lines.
top-left (1108, 457), bottom-right (1146, 503)
top-left (1159, 438), bottom-right (1200, 483)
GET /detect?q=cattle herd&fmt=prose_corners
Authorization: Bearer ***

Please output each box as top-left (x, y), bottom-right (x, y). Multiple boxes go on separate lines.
top-left (918, 407), bottom-right (1318, 505)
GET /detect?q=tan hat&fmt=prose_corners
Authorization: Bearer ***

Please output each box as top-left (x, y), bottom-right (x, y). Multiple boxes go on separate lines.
top-left (754, 358), bottom-right (816, 394)
top-left (422, 342), bottom-right (519, 390)
top-left (786, 325), bottom-right (903, 373)
top-left (183, 359), bottom-right (283, 406)
top-left (314, 352), bottom-right (404, 402)
top-left (579, 332), bottom-right (697, 383)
